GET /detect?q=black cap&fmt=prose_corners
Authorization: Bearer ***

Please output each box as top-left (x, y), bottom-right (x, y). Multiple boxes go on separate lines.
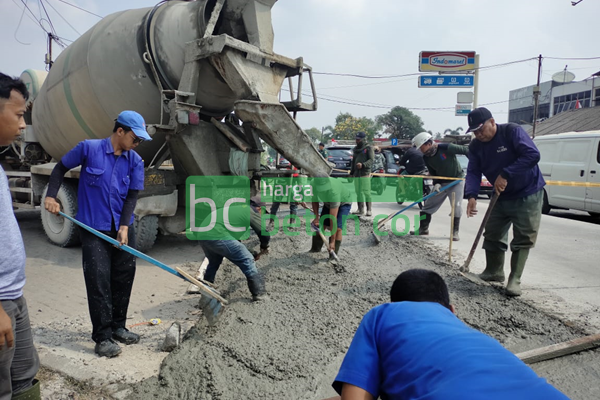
top-left (355, 131), bottom-right (366, 139)
top-left (319, 142), bottom-right (325, 147)
top-left (466, 107), bottom-right (493, 133)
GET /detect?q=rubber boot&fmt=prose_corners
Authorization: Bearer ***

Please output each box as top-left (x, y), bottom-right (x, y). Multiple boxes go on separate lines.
top-left (478, 251), bottom-right (506, 282)
top-left (410, 212), bottom-right (430, 236)
top-left (247, 273), bottom-right (268, 301)
top-left (309, 234), bottom-right (324, 253)
top-left (351, 202), bottom-right (365, 215)
top-left (506, 249), bottom-right (529, 297)
top-left (11, 379), bottom-right (40, 400)
top-left (452, 217), bottom-right (460, 242)
top-left (365, 202), bottom-right (372, 217)
top-left (334, 240), bottom-right (341, 255)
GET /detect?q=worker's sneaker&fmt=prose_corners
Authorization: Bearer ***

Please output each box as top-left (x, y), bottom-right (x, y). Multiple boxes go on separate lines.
top-left (95, 339), bottom-right (122, 358)
top-left (112, 328), bottom-right (140, 345)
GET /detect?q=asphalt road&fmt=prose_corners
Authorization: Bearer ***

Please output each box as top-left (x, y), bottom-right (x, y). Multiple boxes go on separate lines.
top-left (369, 189), bottom-right (600, 332)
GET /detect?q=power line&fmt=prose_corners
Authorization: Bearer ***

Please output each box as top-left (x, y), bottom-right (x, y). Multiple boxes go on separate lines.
top-left (14, 0), bottom-right (31, 45)
top-left (44, 0), bottom-right (81, 36)
top-left (37, 0), bottom-right (57, 35)
top-left (52, 0), bottom-right (103, 19)
top-left (545, 56), bottom-right (600, 61)
top-left (313, 57), bottom-right (537, 79)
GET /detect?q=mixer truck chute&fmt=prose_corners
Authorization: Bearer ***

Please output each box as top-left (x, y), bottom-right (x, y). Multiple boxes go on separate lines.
top-left (4, 0), bottom-right (332, 251)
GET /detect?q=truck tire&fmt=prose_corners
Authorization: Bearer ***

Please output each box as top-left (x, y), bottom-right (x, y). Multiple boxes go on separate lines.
top-left (134, 215), bottom-right (159, 253)
top-left (542, 190), bottom-right (551, 215)
top-left (41, 182), bottom-right (81, 247)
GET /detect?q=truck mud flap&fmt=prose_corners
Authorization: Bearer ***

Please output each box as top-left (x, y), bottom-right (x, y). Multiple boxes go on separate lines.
top-left (234, 100), bottom-right (332, 178)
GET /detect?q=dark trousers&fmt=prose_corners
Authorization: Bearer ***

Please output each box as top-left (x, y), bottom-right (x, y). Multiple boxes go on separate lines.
top-left (80, 226), bottom-right (136, 343)
top-left (0, 297), bottom-right (39, 399)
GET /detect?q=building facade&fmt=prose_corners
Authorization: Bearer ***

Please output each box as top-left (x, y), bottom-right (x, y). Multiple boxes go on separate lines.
top-left (508, 75), bottom-right (600, 125)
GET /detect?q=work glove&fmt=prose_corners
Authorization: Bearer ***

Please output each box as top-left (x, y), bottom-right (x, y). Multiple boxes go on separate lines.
top-left (433, 183), bottom-right (442, 193)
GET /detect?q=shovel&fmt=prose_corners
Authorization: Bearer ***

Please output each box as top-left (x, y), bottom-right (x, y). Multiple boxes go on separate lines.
top-left (372, 180), bottom-right (461, 244)
top-left (58, 212), bottom-right (227, 325)
top-left (299, 203), bottom-right (340, 262)
top-left (459, 192), bottom-right (500, 285)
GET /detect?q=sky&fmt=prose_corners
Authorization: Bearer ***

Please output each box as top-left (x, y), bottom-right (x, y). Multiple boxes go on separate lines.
top-left (1, 0), bottom-right (599, 136)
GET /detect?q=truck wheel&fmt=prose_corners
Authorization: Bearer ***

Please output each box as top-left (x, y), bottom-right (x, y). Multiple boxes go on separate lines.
top-left (41, 182), bottom-right (81, 247)
top-left (134, 215), bottom-right (159, 253)
top-left (542, 190), bottom-right (551, 215)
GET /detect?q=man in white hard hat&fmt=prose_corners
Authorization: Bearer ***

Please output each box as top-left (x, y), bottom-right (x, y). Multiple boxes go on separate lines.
top-left (410, 132), bottom-right (468, 240)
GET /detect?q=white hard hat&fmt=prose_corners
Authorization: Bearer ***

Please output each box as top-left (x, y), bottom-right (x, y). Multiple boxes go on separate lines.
top-left (412, 132), bottom-right (433, 149)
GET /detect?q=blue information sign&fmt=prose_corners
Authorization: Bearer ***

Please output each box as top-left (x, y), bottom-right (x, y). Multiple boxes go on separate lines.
top-left (418, 75), bottom-right (474, 88)
top-left (391, 138), bottom-right (398, 146)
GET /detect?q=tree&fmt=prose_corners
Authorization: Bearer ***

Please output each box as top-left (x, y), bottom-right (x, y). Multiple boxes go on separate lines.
top-left (375, 106), bottom-right (424, 141)
top-left (443, 127), bottom-right (464, 136)
top-left (303, 127), bottom-right (323, 144)
top-left (324, 112), bottom-right (380, 141)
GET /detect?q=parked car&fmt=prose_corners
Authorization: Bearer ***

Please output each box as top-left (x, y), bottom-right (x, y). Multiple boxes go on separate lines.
top-left (534, 131), bottom-right (600, 217)
top-left (456, 154), bottom-right (494, 198)
top-left (326, 146), bottom-right (353, 178)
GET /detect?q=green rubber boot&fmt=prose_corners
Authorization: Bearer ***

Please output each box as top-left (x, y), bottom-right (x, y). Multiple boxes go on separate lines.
top-left (506, 249), bottom-right (529, 297)
top-left (478, 251), bottom-right (506, 282)
top-left (309, 234), bottom-right (324, 253)
top-left (334, 240), bottom-right (341, 255)
top-left (11, 380), bottom-right (40, 400)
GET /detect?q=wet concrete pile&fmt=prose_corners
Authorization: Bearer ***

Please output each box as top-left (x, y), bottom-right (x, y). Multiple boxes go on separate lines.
top-left (127, 220), bottom-right (593, 399)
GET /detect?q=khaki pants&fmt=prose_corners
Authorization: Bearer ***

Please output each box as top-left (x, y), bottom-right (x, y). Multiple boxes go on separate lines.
top-left (483, 189), bottom-right (543, 253)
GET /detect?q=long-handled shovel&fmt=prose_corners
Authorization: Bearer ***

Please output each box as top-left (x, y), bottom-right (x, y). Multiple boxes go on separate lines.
top-left (372, 179), bottom-right (461, 244)
top-left (299, 204), bottom-right (340, 262)
top-left (459, 192), bottom-right (500, 285)
top-left (59, 211), bottom-right (227, 325)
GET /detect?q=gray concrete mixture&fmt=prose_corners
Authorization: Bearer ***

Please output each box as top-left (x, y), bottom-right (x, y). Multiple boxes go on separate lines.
top-left (127, 220), bottom-right (600, 399)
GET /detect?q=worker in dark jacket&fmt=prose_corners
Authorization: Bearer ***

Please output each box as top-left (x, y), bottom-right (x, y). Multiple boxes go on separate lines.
top-left (350, 132), bottom-right (374, 216)
top-left (411, 132), bottom-right (468, 241)
top-left (465, 107), bottom-right (546, 296)
top-left (398, 146), bottom-right (426, 175)
top-left (45, 111), bottom-right (150, 358)
top-left (318, 143), bottom-right (328, 159)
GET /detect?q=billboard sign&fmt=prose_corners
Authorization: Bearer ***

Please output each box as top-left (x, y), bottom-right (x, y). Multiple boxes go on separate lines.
top-left (455, 104), bottom-right (471, 116)
top-left (419, 51), bottom-right (476, 72)
top-left (418, 75), bottom-right (474, 88)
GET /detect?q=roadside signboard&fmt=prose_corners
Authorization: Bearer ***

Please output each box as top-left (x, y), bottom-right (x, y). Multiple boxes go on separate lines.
top-left (455, 104), bottom-right (471, 116)
top-left (419, 51), bottom-right (476, 72)
top-left (391, 138), bottom-right (398, 146)
top-left (457, 92), bottom-right (474, 104)
top-left (418, 75), bottom-right (474, 88)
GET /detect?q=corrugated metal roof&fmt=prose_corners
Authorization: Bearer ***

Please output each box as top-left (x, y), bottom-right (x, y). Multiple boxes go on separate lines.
top-left (528, 107), bottom-right (600, 136)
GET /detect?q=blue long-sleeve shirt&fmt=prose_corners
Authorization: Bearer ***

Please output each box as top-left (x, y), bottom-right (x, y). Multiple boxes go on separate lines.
top-left (465, 123), bottom-right (545, 200)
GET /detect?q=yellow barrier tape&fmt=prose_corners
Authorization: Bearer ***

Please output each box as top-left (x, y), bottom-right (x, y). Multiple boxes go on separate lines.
top-left (331, 169), bottom-right (600, 187)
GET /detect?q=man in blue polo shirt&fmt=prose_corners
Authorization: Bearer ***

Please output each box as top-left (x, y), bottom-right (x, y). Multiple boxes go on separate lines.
top-left (464, 107), bottom-right (546, 296)
top-left (44, 111), bottom-right (150, 357)
top-left (331, 269), bottom-right (568, 400)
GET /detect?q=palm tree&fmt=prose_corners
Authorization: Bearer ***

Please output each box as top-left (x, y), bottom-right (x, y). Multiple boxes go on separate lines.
top-left (443, 127), bottom-right (464, 136)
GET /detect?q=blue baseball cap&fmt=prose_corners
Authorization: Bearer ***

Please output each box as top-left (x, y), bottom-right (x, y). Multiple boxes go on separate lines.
top-left (116, 110), bottom-right (152, 141)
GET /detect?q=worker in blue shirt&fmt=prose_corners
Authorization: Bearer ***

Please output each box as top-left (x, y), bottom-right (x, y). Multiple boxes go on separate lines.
top-left (464, 107), bottom-right (546, 296)
top-left (330, 269), bottom-right (569, 400)
top-left (44, 111), bottom-right (151, 358)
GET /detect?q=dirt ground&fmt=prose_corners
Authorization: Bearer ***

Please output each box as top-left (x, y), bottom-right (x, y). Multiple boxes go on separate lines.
top-left (20, 211), bottom-right (599, 399)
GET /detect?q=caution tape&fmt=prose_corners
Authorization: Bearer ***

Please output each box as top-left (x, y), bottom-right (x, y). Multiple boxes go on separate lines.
top-left (545, 180), bottom-right (600, 188)
top-left (331, 169), bottom-right (600, 187)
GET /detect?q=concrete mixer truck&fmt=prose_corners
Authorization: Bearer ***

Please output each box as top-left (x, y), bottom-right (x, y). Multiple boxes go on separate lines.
top-left (2, 0), bottom-right (331, 251)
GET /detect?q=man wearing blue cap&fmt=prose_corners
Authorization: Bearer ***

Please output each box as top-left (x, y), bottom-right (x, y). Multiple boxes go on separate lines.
top-left (44, 111), bottom-right (151, 357)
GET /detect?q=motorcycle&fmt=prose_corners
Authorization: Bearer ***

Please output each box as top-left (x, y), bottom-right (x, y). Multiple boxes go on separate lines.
top-left (371, 167), bottom-right (386, 196)
top-left (395, 167), bottom-right (433, 209)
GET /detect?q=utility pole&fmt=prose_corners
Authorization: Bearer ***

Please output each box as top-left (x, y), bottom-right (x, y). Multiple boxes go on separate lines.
top-left (473, 54), bottom-right (480, 109)
top-left (531, 54), bottom-right (543, 139)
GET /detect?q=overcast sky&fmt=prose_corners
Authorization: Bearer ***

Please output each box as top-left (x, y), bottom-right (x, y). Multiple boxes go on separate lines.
top-left (2, 0), bottom-right (599, 135)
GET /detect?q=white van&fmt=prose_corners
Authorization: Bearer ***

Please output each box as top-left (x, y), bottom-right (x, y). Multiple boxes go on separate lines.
top-left (534, 131), bottom-right (600, 217)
